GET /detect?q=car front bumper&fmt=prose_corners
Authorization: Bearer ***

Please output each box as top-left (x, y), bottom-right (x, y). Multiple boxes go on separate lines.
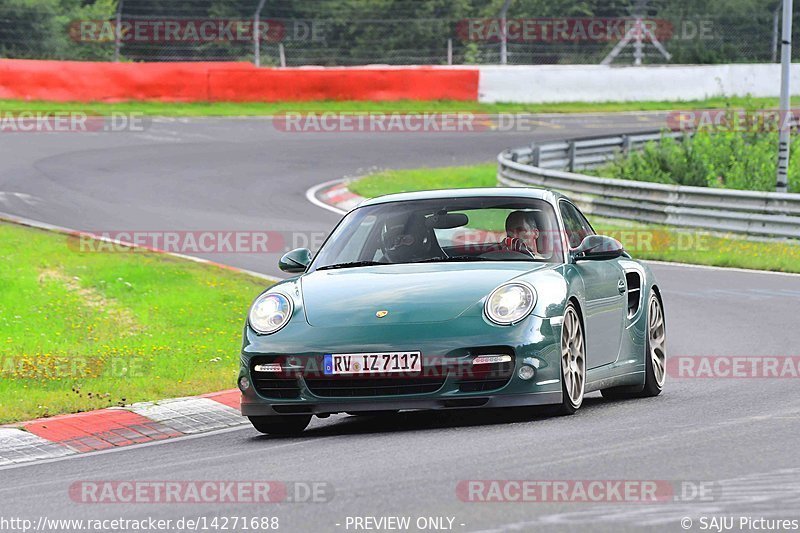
top-left (238, 314), bottom-right (564, 417)
top-left (240, 391), bottom-right (562, 416)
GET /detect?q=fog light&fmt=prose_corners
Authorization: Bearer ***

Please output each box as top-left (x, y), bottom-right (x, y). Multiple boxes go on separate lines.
top-left (238, 376), bottom-right (251, 391)
top-left (518, 365), bottom-right (535, 380)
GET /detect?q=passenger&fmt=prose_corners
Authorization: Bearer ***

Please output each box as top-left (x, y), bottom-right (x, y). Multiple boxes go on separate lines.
top-left (501, 210), bottom-right (541, 257)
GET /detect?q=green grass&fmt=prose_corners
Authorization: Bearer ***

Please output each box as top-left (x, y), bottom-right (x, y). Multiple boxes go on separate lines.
top-left (349, 166), bottom-right (800, 274)
top-left (0, 222), bottom-right (271, 424)
top-left (0, 96), bottom-right (787, 117)
top-left (349, 163), bottom-right (497, 198)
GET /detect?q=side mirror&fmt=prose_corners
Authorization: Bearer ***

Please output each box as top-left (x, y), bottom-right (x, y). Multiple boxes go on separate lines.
top-left (279, 248), bottom-right (312, 273)
top-left (571, 235), bottom-right (624, 262)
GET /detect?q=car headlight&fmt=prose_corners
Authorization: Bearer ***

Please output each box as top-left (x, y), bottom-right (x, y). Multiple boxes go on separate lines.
top-left (249, 292), bottom-right (293, 334)
top-left (485, 282), bottom-right (536, 325)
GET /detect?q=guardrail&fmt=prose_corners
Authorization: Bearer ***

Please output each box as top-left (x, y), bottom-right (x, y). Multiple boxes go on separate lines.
top-left (498, 131), bottom-right (800, 240)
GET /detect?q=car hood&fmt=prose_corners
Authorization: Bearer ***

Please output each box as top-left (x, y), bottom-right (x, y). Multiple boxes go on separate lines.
top-left (300, 262), bottom-right (553, 327)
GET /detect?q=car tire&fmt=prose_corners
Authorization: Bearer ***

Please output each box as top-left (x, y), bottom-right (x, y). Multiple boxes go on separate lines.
top-left (638, 292), bottom-right (666, 397)
top-left (248, 415), bottom-right (311, 435)
top-left (601, 292), bottom-right (666, 400)
top-left (557, 302), bottom-right (585, 415)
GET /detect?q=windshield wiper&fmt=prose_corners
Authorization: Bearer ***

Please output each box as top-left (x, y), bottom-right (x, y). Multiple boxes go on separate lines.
top-left (413, 256), bottom-right (489, 263)
top-left (317, 257), bottom-right (490, 270)
top-left (316, 261), bottom-right (385, 271)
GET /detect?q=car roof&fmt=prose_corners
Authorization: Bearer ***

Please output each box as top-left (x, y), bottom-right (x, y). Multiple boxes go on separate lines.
top-left (358, 187), bottom-right (567, 207)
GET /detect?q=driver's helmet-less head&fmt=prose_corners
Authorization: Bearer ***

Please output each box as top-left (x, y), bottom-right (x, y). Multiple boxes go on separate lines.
top-left (505, 210), bottom-right (540, 253)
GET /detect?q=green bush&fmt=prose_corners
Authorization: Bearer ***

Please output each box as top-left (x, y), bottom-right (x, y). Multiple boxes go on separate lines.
top-left (0, 0), bottom-right (117, 60)
top-left (596, 131), bottom-right (800, 193)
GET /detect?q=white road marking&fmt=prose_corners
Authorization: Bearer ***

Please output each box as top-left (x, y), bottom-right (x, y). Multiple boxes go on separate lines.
top-left (0, 192), bottom-right (40, 207)
top-left (305, 178), bottom-right (348, 215)
top-left (132, 133), bottom-right (183, 143)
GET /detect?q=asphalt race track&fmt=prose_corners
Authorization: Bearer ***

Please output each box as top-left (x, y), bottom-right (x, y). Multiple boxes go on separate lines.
top-left (0, 112), bottom-right (671, 277)
top-left (2, 113), bottom-right (800, 533)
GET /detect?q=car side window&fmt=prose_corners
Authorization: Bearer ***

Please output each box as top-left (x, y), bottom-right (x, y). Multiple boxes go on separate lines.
top-left (559, 201), bottom-right (595, 248)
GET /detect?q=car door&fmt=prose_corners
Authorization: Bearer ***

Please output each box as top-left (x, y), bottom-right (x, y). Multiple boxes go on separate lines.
top-left (559, 200), bottom-right (625, 369)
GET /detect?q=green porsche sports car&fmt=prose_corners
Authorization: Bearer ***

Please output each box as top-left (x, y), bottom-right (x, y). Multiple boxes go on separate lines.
top-left (238, 188), bottom-right (666, 435)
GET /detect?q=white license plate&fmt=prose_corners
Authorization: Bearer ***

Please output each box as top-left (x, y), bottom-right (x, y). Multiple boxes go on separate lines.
top-left (323, 352), bottom-right (421, 375)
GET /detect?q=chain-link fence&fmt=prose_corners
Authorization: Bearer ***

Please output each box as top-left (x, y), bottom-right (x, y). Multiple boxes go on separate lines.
top-left (0, 0), bottom-right (789, 66)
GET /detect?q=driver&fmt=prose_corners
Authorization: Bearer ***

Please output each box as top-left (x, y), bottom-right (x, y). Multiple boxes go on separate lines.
top-left (501, 210), bottom-right (541, 257)
top-left (381, 213), bottom-right (440, 263)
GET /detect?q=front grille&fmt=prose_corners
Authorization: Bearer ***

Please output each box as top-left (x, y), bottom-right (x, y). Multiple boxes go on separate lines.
top-left (304, 376), bottom-right (445, 397)
top-left (252, 377), bottom-right (301, 398)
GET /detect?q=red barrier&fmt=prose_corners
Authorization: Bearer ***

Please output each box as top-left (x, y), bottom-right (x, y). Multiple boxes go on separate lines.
top-left (0, 60), bottom-right (228, 102)
top-left (207, 67), bottom-right (479, 102)
top-left (0, 59), bottom-right (479, 102)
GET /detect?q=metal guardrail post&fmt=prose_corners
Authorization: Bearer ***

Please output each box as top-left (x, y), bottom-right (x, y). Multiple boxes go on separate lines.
top-left (567, 141), bottom-right (576, 172)
top-left (776, 0), bottom-right (793, 193)
top-left (621, 135), bottom-right (631, 156)
top-left (531, 144), bottom-right (541, 166)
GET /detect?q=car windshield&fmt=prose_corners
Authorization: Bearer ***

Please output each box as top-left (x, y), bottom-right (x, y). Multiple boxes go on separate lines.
top-left (310, 196), bottom-right (564, 270)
